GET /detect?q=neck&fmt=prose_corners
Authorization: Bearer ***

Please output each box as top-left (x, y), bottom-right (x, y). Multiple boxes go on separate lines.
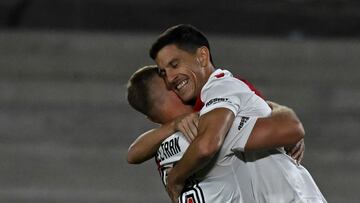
top-left (203, 63), bottom-right (215, 84)
top-left (194, 63), bottom-right (215, 97)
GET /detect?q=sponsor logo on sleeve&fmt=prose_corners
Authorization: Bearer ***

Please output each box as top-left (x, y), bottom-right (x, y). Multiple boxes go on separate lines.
top-left (205, 98), bottom-right (231, 107)
top-left (238, 116), bottom-right (250, 130)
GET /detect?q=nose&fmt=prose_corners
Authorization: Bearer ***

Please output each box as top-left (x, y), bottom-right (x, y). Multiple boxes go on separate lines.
top-left (164, 68), bottom-right (177, 84)
top-left (162, 68), bottom-right (179, 90)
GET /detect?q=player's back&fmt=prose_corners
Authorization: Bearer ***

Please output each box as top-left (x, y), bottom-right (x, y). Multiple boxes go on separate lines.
top-left (242, 149), bottom-right (327, 203)
top-left (156, 131), bottom-right (255, 203)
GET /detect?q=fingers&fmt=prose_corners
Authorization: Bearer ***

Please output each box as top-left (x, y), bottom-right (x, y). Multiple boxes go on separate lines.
top-left (297, 151), bottom-right (304, 164)
top-left (266, 101), bottom-right (274, 109)
top-left (289, 141), bottom-right (300, 155)
top-left (192, 113), bottom-right (199, 128)
top-left (291, 150), bottom-right (304, 165)
top-left (175, 113), bottom-right (199, 142)
top-left (185, 118), bottom-right (197, 138)
top-left (292, 150), bottom-right (302, 164)
top-left (293, 141), bottom-right (305, 164)
top-left (191, 115), bottom-right (199, 138)
top-left (266, 101), bottom-right (294, 114)
top-left (287, 139), bottom-right (305, 165)
top-left (266, 100), bottom-right (280, 109)
top-left (178, 123), bottom-right (195, 142)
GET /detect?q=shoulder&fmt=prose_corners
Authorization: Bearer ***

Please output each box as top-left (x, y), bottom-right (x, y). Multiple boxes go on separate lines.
top-left (201, 69), bottom-right (251, 100)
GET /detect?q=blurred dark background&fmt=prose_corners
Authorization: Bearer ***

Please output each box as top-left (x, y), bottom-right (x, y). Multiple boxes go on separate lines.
top-left (1, 0), bottom-right (360, 38)
top-left (0, 0), bottom-right (359, 203)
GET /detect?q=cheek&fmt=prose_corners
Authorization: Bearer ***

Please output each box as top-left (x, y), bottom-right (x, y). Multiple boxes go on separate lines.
top-left (162, 93), bottom-right (187, 109)
top-left (187, 69), bottom-right (198, 88)
top-left (167, 94), bottom-right (183, 107)
top-left (166, 104), bottom-right (192, 118)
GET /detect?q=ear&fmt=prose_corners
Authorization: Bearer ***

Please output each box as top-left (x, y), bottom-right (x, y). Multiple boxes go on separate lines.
top-left (146, 107), bottom-right (163, 124)
top-left (196, 46), bottom-right (210, 67)
top-left (147, 115), bottom-right (161, 124)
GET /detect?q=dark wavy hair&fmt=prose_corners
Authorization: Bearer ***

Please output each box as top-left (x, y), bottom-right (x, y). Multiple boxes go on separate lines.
top-left (149, 24), bottom-right (213, 63)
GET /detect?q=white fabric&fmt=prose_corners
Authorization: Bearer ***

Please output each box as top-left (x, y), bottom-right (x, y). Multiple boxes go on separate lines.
top-left (155, 69), bottom-right (326, 203)
top-left (200, 69), bottom-right (271, 153)
top-left (156, 131), bottom-right (253, 203)
top-left (243, 149), bottom-right (327, 203)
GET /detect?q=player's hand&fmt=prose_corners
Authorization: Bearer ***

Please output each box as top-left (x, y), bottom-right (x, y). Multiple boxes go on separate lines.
top-left (173, 112), bottom-right (199, 142)
top-left (266, 100), bottom-right (280, 110)
top-left (166, 172), bottom-right (184, 203)
top-left (285, 138), bottom-right (305, 165)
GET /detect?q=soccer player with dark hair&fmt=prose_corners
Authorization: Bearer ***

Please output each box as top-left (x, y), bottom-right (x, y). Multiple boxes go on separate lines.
top-left (144, 24), bottom-right (326, 203)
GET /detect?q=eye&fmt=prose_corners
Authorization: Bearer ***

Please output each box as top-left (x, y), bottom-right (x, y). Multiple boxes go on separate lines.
top-left (158, 68), bottom-right (166, 77)
top-left (170, 61), bottom-right (178, 68)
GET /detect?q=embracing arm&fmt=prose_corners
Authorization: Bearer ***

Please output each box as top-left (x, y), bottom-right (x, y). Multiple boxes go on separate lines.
top-left (127, 112), bottom-right (199, 164)
top-left (127, 122), bottom-right (176, 164)
top-left (166, 108), bottom-right (234, 202)
top-left (244, 101), bottom-right (305, 151)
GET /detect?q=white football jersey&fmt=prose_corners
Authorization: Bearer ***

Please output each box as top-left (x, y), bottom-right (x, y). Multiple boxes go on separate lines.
top-left (156, 131), bottom-right (252, 203)
top-left (200, 69), bottom-right (326, 203)
top-left (155, 69), bottom-right (326, 203)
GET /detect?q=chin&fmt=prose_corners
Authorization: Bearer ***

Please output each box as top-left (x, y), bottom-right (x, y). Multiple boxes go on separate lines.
top-left (181, 93), bottom-right (195, 104)
top-left (177, 86), bottom-right (195, 102)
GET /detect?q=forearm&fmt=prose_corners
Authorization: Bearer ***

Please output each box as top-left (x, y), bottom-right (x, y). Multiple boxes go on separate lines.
top-left (245, 104), bottom-right (304, 151)
top-left (168, 136), bottom-right (217, 183)
top-left (127, 122), bottom-right (176, 164)
top-left (168, 108), bottom-right (233, 184)
top-left (272, 104), bottom-right (305, 147)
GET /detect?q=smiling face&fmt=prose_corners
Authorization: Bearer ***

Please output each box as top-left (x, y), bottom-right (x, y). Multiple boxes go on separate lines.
top-left (148, 74), bottom-right (193, 124)
top-left (155, 44), bottom-right (211, 103)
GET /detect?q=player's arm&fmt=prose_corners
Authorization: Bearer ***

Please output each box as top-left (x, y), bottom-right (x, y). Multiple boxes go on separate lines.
top-left (167, 108), bottom-right (234, 202)
top-left (244, 101), bottom-right (305, 151)
top-left (127, 122), bottom-right (176, 164)
top-left (127, 112), bottom-right (199, 164)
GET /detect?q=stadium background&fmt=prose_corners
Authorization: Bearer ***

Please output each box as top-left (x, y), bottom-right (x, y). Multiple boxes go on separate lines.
top-left (0, 0), bottom-right (359, 202)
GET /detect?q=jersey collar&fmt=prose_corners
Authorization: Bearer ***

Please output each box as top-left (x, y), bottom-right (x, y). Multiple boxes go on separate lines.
top-left (192, 96), bottom-right (204, 112)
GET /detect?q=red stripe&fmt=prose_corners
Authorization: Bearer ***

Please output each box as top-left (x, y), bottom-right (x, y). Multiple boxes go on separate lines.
top-left (215, 72), bottom-right (225, 78)
top-left (192, 96), bottom-right (204, 112)
top-left (236, 76), bottom-right (264, 99)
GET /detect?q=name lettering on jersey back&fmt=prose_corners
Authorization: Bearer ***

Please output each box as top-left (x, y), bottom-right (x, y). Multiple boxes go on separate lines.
top-left (157, 137), bottom-right (181, 161)
top-left (205, 98), bottom-right (230, 107)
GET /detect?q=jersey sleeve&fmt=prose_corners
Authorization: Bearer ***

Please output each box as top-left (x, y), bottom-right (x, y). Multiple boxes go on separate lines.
top-left (231, 117), bottom-right (258, 152)
top-left (199, 75), bottom-right (257, 116)
top-left (199, 70), bottom-right (271, 155)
